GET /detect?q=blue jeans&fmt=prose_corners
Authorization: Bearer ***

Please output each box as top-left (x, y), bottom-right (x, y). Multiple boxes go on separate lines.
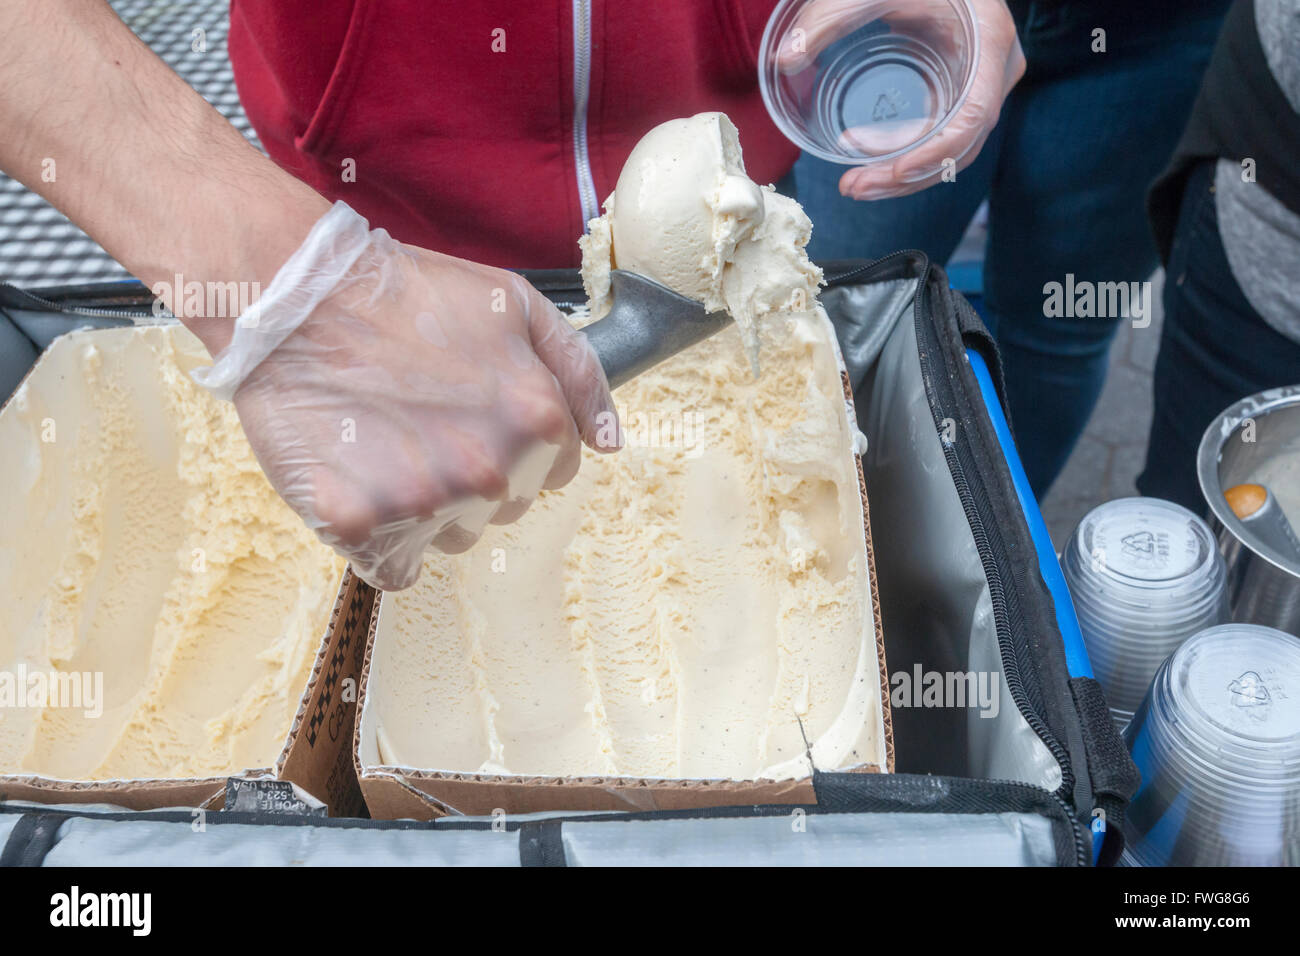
top-left (1137, 161), bottom-right (1300, 513)
top-left (794, 0), bottom-right (1230, 496)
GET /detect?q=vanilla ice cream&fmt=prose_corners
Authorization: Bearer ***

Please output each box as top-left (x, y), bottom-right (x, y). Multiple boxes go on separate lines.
top-left (362, 113), bottom-right (880, 785)
top-left (580, 112), bottom-right (823, 373)
top-left (0, 326), bottom-right (345, 781)
top-left (364, 308), bottom-right (882, 781)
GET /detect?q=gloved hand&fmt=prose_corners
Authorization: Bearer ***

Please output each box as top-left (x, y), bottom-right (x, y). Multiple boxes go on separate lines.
top-left (777, 0), bottom-right (1025, 199)
top-left (193, 201), bottom-right (619, 590)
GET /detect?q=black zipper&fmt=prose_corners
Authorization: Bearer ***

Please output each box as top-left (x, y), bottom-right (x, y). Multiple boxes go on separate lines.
top-left (0, 775), bottom-right (1089, 865)
top-left (826, 254), bottom-right (1085, 860)
top-left (822, 251), bottom-right (920, 287)
top-left (903, 263), bottom-right (1076, 783)
top-left (812, 254), bottom-right (1080, 813)
top-left (969, 776), bottom-right (1088, 865)
top-left (0, 282), bottom-right (158, 319)
top-left (906, 267), bottom-right (1087, 864)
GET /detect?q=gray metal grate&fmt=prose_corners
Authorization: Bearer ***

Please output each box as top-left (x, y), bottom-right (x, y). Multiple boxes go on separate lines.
top-left (0, 0), bottom-right (259, 287)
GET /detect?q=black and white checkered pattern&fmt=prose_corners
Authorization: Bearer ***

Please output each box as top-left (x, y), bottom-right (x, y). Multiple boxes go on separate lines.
top-left (0, 0), bottom-right (260, 288)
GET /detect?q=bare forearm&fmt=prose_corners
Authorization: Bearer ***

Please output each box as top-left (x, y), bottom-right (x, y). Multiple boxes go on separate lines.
top-left (0, 0), bottom-right (329, 351)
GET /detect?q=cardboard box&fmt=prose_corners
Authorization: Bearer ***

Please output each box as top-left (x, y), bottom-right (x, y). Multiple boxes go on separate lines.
top-left (0, 567), bottom-right (373, 816)
top-left (0, 327), bottom-right (372, 816)
top-left (354, 328), bottom-right (894, 820)
top-left (275, 568), bottom-right (373, 817)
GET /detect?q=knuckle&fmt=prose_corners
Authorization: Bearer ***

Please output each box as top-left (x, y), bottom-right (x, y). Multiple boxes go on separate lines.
top-left (464, 459), bottom-right (509, 500)
top-left (394, 481), bottom-right (447, 519)
top-left (514, 376), bottom-right (572, 441)
top-left (525, 396), bottom-right (571, 443)
top-left (315, 497), bottom-right (373, 547)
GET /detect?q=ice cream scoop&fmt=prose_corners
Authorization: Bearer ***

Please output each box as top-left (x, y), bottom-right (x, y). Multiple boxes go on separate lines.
top-left (602, 113), bottom-right (765, 306)
top-left (580, 270), bottom-right (733, 389)
top-left (580, 112), bottom-right (823, 375)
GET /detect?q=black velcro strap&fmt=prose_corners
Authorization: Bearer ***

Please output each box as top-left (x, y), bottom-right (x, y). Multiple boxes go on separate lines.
top-left (518, 820), bottom-right (566, 867)
top-left (0, 812), bottom-right (64, 867)
top-left (1069, 677), bottom-right (1142, 866)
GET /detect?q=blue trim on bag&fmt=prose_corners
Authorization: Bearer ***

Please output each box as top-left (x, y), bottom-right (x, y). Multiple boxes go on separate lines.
top-left (965, 349), bottom-right (1102, 865)
top-left (965, 349), bottom-right (1092, 680)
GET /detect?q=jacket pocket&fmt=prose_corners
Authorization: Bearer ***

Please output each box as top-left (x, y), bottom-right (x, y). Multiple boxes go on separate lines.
top-left (712, 0), bottom-right (768, 83)
top-left (295, 0), bottom-right (376, 158)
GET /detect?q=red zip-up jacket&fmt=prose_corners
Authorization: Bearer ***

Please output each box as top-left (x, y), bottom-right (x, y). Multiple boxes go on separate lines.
top-left (228, 1), bottom-right (798, 268)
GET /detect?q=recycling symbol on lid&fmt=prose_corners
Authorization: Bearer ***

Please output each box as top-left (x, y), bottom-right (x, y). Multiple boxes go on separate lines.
top-left (872, 88), bottom-right (905, 122)
top-left (1121, 530), bottom-right (1155, 559)
top-left (1228, 671), bottom-right (1271, 708)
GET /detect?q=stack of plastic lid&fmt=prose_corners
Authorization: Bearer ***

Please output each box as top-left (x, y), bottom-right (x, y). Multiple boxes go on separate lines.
top-left (1121, 624), bottom-right (1300, 866)
top-left (1062, 498), bottom-right (1228, 728)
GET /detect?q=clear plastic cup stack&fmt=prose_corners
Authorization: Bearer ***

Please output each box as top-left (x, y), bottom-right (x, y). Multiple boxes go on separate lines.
top-left (1121, 624), bottom-right (1300, 867)
top-left (1061, 498), bottom-right (1228, 728)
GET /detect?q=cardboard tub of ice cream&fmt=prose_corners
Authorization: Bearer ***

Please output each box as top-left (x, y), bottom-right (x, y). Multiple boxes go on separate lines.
top-left (354, 301), bottom-right (893, 819)
top-left (0, 326), bottom-right (370, 815)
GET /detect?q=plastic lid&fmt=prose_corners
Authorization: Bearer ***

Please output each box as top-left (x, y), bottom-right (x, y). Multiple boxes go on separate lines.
top-left (1169, 624), bottom-right (1300, 748)
top-left (1064, 499), bottom-right (1227, 659)
top-left (1073, 497), bottom-right (1218, 588)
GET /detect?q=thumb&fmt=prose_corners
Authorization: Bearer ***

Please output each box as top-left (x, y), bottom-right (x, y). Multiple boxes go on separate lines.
top-left (522, 282), bottom-right (622, 453)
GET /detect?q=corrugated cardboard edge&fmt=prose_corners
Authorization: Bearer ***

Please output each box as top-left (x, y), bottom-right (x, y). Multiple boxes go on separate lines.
top-left (0, 569), bottom-right (367, 815)
top-left (276, 566), bottom-right (373, 817)
top-left (843, 367), bottom-right (895, 773)
top-left (0, 775), bottom-right (228, 812)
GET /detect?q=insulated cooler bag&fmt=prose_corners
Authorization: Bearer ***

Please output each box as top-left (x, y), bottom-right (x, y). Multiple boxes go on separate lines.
top-left (0, 254), bottom-right (1140, 867)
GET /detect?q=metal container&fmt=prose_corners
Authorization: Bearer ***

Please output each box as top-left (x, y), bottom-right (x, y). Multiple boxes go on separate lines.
top-left (1198, 385), bottom-right (1300, 634)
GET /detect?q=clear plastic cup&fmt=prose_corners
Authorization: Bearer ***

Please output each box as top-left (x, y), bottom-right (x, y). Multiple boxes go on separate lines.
top-left (1121, 624), bottom-right (1300, 867)
top-left (759, 0), bottom-right (979, 166)
top-left (1061, 498), bottom-right (1228, 728)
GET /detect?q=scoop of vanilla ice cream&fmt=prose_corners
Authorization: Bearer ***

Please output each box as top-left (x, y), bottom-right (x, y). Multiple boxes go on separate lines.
top-left (580, 112), bottom-right (823, 373)
top-left (582, 113), bottom-right (765, 311)
top-left (721, 188), bottom-right (822, 359)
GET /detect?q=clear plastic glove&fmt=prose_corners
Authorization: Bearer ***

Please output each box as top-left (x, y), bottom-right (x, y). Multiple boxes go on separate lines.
top-left (192, 201), bottom-right (619, 591)
top-left (777, 0), bottom-right (1025, 199)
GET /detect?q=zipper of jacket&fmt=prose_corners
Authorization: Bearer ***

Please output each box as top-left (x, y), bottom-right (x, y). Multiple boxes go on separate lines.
top-left (571, 0), bottom-right (600, 229)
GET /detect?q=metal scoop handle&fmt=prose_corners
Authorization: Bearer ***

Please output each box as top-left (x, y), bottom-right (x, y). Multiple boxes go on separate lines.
top-left (581, 270), bottom-right (732, 389)
top-left (1226, 483), bottom-right (1300, 565)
